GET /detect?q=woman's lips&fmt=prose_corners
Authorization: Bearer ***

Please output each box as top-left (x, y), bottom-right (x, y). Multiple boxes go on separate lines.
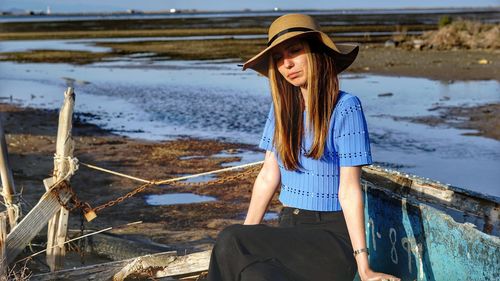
top-left (287, 71), bottom-right (300, 79)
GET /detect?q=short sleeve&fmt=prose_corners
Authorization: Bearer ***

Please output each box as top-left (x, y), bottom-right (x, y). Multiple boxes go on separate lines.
top-left (259, 104), bottom-right (275, 152)
top-left (333, 96), bottom-right (373, 166)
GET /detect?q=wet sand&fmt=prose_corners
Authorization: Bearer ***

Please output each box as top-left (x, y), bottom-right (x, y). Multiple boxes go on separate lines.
top-left (392, 103), bottom-right (500, 141)
top-left (352, 46), bottom-right (499, 81)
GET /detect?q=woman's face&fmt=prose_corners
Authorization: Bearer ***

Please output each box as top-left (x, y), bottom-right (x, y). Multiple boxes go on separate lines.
top-left (271, 40), bottom-right (308, 88)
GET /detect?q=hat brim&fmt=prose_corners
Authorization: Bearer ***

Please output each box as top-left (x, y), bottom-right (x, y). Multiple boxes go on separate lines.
top-left (243, 31), bottom-right (359, 77)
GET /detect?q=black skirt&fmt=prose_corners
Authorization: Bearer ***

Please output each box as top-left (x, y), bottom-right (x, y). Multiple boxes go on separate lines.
top-left (206, 207), bottom-right (357, 281)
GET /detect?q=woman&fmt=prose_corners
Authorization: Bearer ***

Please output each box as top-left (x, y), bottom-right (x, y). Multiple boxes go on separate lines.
top-left (206, 14), bottom-right (399, 281)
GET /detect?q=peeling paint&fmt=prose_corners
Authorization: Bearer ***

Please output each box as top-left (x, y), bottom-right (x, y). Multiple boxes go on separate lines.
top-left (362, 173), bottom-right (500, 281)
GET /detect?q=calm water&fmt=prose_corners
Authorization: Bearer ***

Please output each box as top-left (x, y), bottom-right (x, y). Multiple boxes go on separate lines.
top-left (2, 8), bottom-right (497, 23)
top-left (145, 193), bottom-right (216, 206)
top-left (1, 49), bottom-right (499, 197)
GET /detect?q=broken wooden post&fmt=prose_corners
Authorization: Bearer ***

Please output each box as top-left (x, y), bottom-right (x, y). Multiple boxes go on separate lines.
top-left (46, 87), bottom-right (76, 271)
top-left (4, 87), bottom-right (77, 265)
top-left (0, 120), bottom-right (19, 230)
top-left (0, 212), bottom-right (7, 279)
top-left (6, 186), bottom-right (72, 264)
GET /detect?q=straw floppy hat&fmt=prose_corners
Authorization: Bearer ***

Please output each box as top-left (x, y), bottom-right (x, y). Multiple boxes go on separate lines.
top-left (243, 13), bottom-right (359, 76)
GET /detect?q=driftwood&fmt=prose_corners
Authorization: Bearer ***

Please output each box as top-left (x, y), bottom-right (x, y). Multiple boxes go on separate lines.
top-left (0, 120), bottom-right (19, 230)
top-left (5, 185), bottom-right (72, 264)
top-left (0, 212), bottom-right (7, 279)
top-left (31, 250), bottom-right (211, 281)
top-left (47, 87), bottom-right (76, 271)
top-left (153, 250), bottom-right (210, 279)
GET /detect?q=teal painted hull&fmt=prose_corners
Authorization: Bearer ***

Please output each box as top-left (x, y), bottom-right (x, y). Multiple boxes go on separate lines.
top-left (362, 166), bottom-right (499, 281)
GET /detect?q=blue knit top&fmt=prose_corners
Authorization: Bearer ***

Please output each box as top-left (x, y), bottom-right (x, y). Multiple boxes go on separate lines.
top-left (259, 90), bottom-right (372, 211)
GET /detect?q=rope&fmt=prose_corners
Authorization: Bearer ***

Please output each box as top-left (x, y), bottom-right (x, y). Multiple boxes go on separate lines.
top-left (155, 160), bottom-right (264, 185)
top-left (79, 160), bottom-right (264, 185)
top-left (42, 155), bottom-right (80, 200)
top-left (0, 191), bottom-right (22, 201)
top-left (0, 193), bottom-right (23, 221)
top-left (12, 202), bottom-right (21, 220)
top-left (79, 162), bottom-right (150, 183)
top-left (48, 159), bottom-right (263, 215)
top-left (53, 154), bottom-right (79, 178)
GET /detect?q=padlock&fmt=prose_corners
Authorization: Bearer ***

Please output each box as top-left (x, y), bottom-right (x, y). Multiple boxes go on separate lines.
top-left (84, 209), bottom-right (97, 222)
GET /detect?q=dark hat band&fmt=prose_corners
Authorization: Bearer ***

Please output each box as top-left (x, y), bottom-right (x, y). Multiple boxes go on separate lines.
top-left (267, 27), bottom-right (315, 46)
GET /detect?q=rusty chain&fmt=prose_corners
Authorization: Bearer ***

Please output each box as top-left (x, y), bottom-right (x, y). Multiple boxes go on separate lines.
top-left (51, 164), bottom-right (262, 215)
top-left (93, 182), bottom-right (152, 213)
top-left (52, 181), bottom-right (92, 213)
top-left (168, 165), bottom-right (261, 187)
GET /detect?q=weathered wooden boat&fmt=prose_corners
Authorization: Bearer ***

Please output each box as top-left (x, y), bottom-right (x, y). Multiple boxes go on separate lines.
top-left (31, 165), bottom-right (499, 281)
top-left (361, 165), bottom-right (499, 281)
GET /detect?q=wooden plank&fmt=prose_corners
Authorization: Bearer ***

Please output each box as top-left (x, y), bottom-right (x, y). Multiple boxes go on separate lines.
top-left (0, 212), bottom-right (7, 278)
top-left (30, 250), bottom-right (211, 281)
top-left (47, 87), bottom-right (75, 271)
top-left (5, 187), bottom-right (71, 264)
top-left (52, 208), bottom-right (69, 268)
top-left (43, 177), bottom-right (57, 265)
top-left (153, 250), bottom-right (211, 279)
top-left (30, 251), bottom-right (178, 281)
top-left (0, 120), bottom-right (19, 230)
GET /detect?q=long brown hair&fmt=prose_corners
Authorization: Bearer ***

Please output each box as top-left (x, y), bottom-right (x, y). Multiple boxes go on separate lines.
top-left (268, 39), bottom-right (340, 170)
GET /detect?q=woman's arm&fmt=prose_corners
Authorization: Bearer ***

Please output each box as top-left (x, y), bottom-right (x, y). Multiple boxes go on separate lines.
top-left (244, 151), bottom-right (281, 225)
top-left (339, 166), bottom-right (400, 281)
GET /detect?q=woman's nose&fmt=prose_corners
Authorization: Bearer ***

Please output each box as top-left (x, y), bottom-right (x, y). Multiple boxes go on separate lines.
top-left (283, 57), bottom-right (294, 68)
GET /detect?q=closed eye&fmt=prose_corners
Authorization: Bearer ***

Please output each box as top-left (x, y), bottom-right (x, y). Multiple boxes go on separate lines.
top-left (272, 54), bottom-right (283, 61)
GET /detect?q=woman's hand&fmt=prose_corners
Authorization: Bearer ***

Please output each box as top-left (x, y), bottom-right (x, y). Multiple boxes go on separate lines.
top-left (360, 268), bottom-right (400, 281)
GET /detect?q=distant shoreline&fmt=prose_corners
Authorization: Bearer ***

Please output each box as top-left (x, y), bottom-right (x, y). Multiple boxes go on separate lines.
top-left (1, 6), bottom-right (499, 21)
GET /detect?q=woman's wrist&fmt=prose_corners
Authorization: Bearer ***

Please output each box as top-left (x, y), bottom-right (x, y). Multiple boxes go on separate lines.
top-left (353, 247), bottom-right (369, 257)
top-left (358, 266), bottom-right (373, 280)
top-left (355, 253), bottom-right (371, 276)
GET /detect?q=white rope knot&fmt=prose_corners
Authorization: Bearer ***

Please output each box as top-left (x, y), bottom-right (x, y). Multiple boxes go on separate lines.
top-left (12, 203), bottom-right (21, 220)
top-left (0, 192), bottom-right (22, 201)
top-left (53, 154), bottom-right (79, 178)
top-left (0, 199), bottom-right (22, 219)
top-left (67, 156), bottom-right (79, 176)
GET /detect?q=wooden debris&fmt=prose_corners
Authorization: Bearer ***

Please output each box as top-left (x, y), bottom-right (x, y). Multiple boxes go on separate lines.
top-left (30, 250), bottom-right (211, 281)
top-left (0, 212), bottom-right (7, 279)
top-left (5, 187), bottom-right (72, 264)
top-left (0, 120), bottom-right (19, 230)
top-left (46, 87), bottom-right (76, 271)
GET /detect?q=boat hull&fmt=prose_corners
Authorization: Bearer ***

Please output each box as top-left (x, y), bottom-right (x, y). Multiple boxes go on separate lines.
top-left (363, 167), bottom-right (500, 281)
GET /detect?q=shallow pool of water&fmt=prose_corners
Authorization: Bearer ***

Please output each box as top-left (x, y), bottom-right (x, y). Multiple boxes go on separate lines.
top-left (213, 149), bottom-right (264, 167)
top-left (145, 193), bottom-right (216, 206)
top-left (175, 173), bottom-right (216, 183)
top-left (263, 212), bottom-right (279, 221)
top-left (0, 39), bottom-right (112, 53)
